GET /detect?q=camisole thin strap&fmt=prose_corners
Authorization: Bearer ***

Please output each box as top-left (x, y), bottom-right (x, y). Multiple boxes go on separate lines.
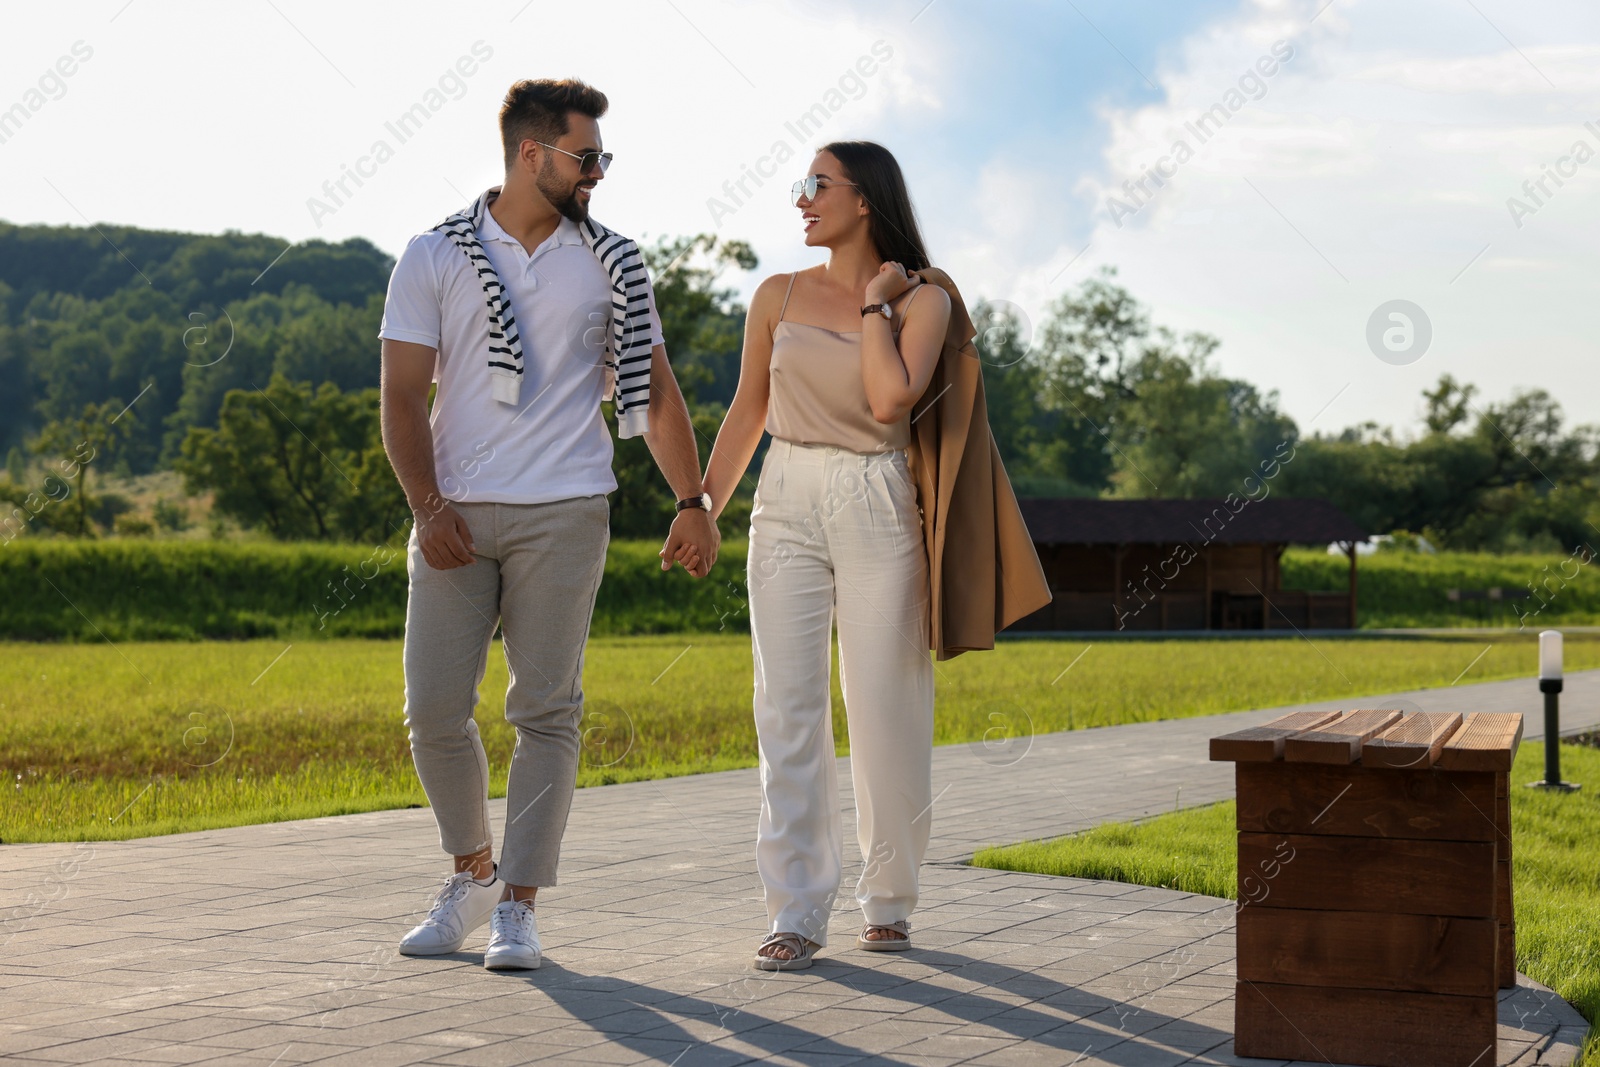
top-left (897, 281), bottom-right (926, 327)
top-left (777, 272), bottom-right (797, 323)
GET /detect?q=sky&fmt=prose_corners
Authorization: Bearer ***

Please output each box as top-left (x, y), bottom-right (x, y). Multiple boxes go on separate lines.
top-left (3, 0), bottom-right (1596, 439)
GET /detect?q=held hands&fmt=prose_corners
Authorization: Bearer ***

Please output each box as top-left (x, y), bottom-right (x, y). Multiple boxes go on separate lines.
top-left (864, 261), bottom-right (917, 307)
top-left (660, 506), bottom-right (719, 579)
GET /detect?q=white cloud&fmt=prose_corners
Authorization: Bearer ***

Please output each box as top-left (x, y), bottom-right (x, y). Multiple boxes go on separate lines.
top-left (1022, 0), bottom-right (1600, 437)
top-left (1349, 47), bottom-right (1600, 96)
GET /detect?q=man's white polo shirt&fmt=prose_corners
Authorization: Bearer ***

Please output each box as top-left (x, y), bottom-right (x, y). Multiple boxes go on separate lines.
top-left (378, 207), bottom-right (664, 506)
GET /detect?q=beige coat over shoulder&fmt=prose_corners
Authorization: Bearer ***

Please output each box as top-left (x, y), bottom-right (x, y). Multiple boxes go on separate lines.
top-left (904, 267), bottom-right (1053, 660)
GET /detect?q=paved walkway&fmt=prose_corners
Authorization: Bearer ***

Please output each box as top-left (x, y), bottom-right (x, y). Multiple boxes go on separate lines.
top-left (3, 672), bottom-right (1595, 1066)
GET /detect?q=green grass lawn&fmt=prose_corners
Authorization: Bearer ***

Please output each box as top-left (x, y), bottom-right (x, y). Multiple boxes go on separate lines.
top-left (4, 630), bottom-right (1599, 844)
top-left (974, 741), bottom-right (1600, 1062)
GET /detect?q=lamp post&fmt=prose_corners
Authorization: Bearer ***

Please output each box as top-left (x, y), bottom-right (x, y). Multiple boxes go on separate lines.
top-left (1530, 629), bottom-right (1580, 792)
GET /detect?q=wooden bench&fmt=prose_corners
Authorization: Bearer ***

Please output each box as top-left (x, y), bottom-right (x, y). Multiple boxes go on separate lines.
top-left (1210, 709), bottom-right (1523, 1067)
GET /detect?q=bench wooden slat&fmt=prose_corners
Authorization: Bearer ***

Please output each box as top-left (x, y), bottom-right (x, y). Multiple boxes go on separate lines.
top-left (1236, 906), bottom-right (1497, 995)
top-left (1282, 709), bottom-right (1403, 765)
top-left (1208, 710), bottom-right (1344, 762)
top-left (1435, 712), bottom-right (1524, 772)
top-left (1235, 762), bottom-right (1496, 840)
top-left (1362, 712), bottom-right (1465, 769)
top-left (1235, 981), bottom-right (1497, 1066)
top-left (1238, 832), bottom-right (1496, 917)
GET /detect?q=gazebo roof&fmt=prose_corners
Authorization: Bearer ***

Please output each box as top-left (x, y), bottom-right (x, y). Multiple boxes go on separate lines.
top-left (1017, 497), bottom-right (1367, 546)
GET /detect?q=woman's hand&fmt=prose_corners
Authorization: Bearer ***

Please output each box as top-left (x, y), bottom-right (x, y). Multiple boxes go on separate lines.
top-left (865, 261), bottom-right (915, 306)
top-left (660, 507), bottom-right (719, 578)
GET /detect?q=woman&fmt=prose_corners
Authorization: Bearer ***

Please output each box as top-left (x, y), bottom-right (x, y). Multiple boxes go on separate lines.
top-left (700, 140), bottom-right (952, 969)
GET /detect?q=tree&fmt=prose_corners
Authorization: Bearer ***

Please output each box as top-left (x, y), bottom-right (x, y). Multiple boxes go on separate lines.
top-left (176, 374), bottom-right (404, 541)
top-left (1423, 374), bottom-right (1477, 434)
top-left (638, 233), bottom-right (757, 409)
top-left (1106, 335), bottom-right (1296, 499)
top-left (1035, 266), bottom-right (1150, 396)
top-left (336, 437), bottom-right (414, 545)
top-left (987, 267), bottom-right (1295, 500)
top-left (31, 399), bottom-right (138, 536)
top-left (1278, 376), bottom-right (1600, 552)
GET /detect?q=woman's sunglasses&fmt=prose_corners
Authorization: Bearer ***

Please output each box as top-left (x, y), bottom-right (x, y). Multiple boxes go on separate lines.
top-left (791, 174), bottom-right (859, 206)
top-left (536, 141), bottom-right (614, 175)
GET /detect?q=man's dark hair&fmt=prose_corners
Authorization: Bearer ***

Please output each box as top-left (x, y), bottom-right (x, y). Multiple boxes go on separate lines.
top-left (819, 140), bottom-right (931, 272)
top-left (499, 79), bottom-right (609, 171)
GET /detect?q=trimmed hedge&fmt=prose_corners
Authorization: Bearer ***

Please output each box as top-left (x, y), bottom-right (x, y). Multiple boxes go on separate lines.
top-left (0, 538), bottom-right (750, 641)
top-left (4, 540), bottom-right (1595, 641)
top-left (1283, 547), bottom-right (1600, 628)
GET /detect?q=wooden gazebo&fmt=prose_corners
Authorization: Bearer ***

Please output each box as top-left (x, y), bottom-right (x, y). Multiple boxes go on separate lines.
top-left (1010, 498), bottom-right (1367, 632)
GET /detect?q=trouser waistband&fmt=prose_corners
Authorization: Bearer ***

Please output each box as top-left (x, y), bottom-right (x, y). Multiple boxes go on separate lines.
top-left (768, 437), bottom-right (908, 467)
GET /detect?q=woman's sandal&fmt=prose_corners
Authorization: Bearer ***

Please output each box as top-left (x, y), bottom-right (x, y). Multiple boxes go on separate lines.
top-left (858, 920), bottom-right (911, 952)
top-left (753, 932), bottom-right (821, 971)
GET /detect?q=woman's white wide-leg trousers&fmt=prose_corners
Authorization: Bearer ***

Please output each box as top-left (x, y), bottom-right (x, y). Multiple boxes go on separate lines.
top-left (746, 438), bottom-right (936, 946)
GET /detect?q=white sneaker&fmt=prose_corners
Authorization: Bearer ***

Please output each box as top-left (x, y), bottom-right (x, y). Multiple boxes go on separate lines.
top-left (483, 899), bottom-right (541, 970)
top-left (398, 869), bottom-right (503, 955)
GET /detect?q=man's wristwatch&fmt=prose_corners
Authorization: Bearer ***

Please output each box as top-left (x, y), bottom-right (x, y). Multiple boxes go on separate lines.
top-left (861, 303), bottom-right (892, 320)
top-left (676, 493), bottom-right (712, 513)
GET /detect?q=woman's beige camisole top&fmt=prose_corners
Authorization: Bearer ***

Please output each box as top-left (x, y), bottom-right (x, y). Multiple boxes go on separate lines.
top-left (764, 272), bottom-right (925, 453)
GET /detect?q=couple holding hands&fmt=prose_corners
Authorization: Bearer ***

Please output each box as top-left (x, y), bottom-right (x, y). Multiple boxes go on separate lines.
top-left (377, 78), bottom-right (1047, 972)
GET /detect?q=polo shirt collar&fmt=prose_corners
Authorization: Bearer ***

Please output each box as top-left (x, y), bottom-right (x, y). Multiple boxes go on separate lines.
top-left (477, 186), bottom-right (587, 250)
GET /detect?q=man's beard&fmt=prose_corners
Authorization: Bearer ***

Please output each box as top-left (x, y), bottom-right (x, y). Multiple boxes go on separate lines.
top-left (537, 157), bottom-right (591, 223)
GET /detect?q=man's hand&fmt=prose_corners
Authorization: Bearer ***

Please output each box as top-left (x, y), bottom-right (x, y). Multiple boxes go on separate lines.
top-left (660, 508), bottom-right (719, 578)
top-left (415, 503), bottom-right (476, 570)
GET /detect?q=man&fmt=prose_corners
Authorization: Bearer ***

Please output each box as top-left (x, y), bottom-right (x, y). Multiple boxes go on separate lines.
top-left (378, 78), bottom-right (718, 971)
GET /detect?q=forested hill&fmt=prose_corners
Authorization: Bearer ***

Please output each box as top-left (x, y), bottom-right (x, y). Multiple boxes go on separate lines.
top-left (0, 221), bottom-right (391, 310)
top-left (0, 220), bottom-right (395, 465)
top-left (3, 219), bottom-right (1595, 555)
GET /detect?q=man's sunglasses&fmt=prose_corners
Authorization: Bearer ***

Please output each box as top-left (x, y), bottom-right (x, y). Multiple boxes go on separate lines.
top-left (791, 174), bottom-right (859, 206)
top-left (536, 141), bottom-right (614, 175)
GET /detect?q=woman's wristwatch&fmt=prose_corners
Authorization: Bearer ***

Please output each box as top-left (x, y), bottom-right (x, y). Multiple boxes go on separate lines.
top-left (861, 303), bottom-right (892, 320)
top-left (676, 493), bottom-right (712, 512)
